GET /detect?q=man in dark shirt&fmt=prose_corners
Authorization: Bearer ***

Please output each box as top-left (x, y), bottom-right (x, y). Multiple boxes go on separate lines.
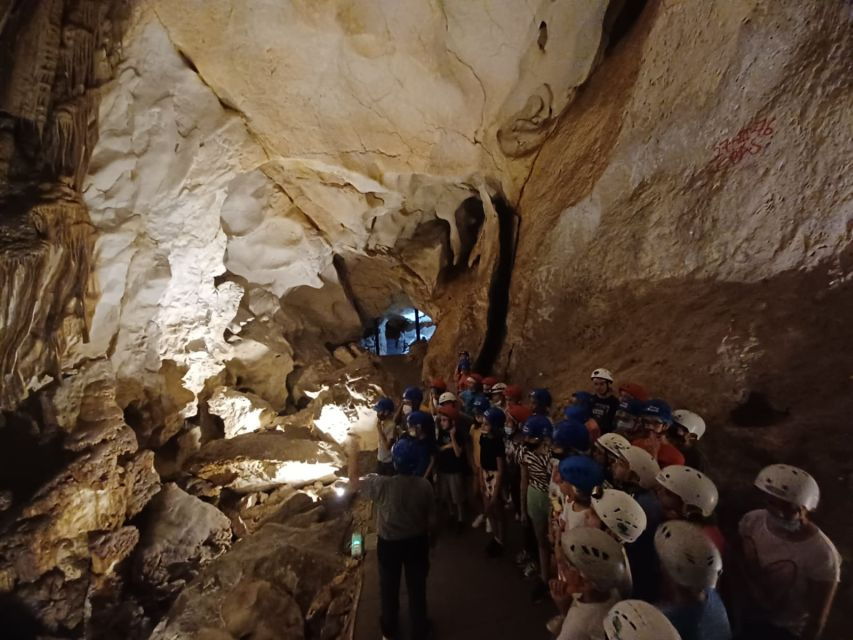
top-left (350, 436), bottom-right (436, 640)
top-left (590, 367), bottom-right (620, 434)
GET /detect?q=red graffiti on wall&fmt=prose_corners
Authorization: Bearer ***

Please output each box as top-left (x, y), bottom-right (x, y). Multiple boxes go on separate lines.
top-left (710, 117), bottom-right (775, 171)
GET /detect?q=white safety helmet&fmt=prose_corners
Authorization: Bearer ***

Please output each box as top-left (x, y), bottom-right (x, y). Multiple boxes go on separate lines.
top-left (561, 526), bottom-right (627, 591)
top-left (596, 432), bottom-right (632, 457)
top-left (604, 600), bottom-right (681, 640)
top-left (654, 520), bottom-right (723, 590)
top-left (490, 382), bottom-right (507, 393)
top-left (438, 392), bottom-right (457, 404)
top-left (592, 489), bottom-right (647, 543)
top-left (619, 446), bottom-right (661, 490)
top-left (656, 466), bottom-right (718, 517)
top-left (754, 464), bottom-right (820, 511)
top-left (673, 410), bottom-right (706, 440)
top-left (591, 368), bottom-right (614, 383)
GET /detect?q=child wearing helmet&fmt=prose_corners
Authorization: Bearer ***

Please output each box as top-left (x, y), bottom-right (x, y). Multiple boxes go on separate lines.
top-left (565, 401), bottom-right (602, 443)
top-left (467, 394), bottom-right (491, 530)
top-left (632, 399), bottom-right (686, 468)
top-left (395, 385), bottom-right (425, 435)
top-left (589, 368), bottom-right (620, 433)
top-left (519, 415), bottom-right (554, 600)
top-left (479, 407), bottom-right (508, 556)
top-left (348, 436), bottom-right (436, 640)
top-left (654, 521), bottom-right (731, 640)
top-left (373, 397), bottom-right (398, 475)
top-left (613, 399), bottom-right (645, 439)
top-left (670, 409), bottom-right (708, 472)
top-left (489, 381), bottom-right (508, 408)
top-left (655, 465), bottom-right (725, 554)
top-left (435, 405), bottom-right (468, 532)
top-left (405, 411), bottom-right (437, 479)
top-left (612, 446), bottom-right (665, 602)
top-left (426, 377), bottom-right (447, 416)
top-left (735, 464), bottom-right (840, 640)
top-left (604, 600), bottom-right (681, 640)
top-left (550, 527), bottom-right (627, 640)
top-left (593, 432), bottom-right (632, 476)
top-left (529, 388), bottom-right (553, 416)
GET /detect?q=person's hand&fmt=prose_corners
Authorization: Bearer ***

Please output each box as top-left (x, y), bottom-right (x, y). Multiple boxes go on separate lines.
top-left (549, 579), bottom-right (573, 612)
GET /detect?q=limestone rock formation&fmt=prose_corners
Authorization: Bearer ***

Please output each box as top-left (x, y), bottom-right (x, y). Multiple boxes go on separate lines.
top-left (133, 483), bottom-right (232, 601)
top-left (207, 386), bottom-right (277, 439)
top-left (149, 518), bottom-right (353, 640)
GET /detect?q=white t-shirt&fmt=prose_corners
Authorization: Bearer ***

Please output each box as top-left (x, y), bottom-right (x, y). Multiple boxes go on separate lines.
top-left (739, 508), bottom-right (841, 635)
top-left (557, 594), bottom-right (620, 640)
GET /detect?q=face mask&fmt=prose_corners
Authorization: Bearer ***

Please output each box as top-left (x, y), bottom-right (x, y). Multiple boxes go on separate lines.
top-left (503, 427), bottom-right (514, 436)
top-left (408, 428), bottom-right (418, 438)
top-left (616, 419), bottom-right (635, 432)
top-left (767, 511), bottom-right (803, 532)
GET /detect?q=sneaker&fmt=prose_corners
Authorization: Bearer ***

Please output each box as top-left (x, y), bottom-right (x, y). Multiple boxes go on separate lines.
top-left (546, 614), bottom-right (565, 635)
top-left (471, 514), bottom-right (485, 528)
top-left (485, 518), bottom-right (493, 534)
top-left (486, 538), bottom-right (504, 557)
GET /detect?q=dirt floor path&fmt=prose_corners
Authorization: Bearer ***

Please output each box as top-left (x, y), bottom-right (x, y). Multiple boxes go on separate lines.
top-left (353, 520), bottom-right (553, 640)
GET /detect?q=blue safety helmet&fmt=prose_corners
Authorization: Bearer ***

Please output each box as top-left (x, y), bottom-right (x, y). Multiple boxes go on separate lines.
top-left (406, 410), bottom-right (434, 432)
top-left (484, 407), bottom-right (506, 429)
top-left (392, 437), bottom-right (428, 475)
top-left (471, 395), bottom-right (491, 415)
top-left (373, 397), bottom-right (394, 414)
top-left (529, 388), bottom-right (553, 408)
top-left (403, 386), bottom-right (424, 406)
top-left (617, 399), bottom-right (644, 416)
top-left (563, 404), bottom-right (591, 422)
top-left (641, 398), bottom-right (673, 424)
top-left (522, 415), bottom-right (553, 440)
top-left (552, 420), bottom-right (590, 452)
top-left (572, 391), bottom-right (594, 405)
top-left (558, 456), bottom-right (605, 494)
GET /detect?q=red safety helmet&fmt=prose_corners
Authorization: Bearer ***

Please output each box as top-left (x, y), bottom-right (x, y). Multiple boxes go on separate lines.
top-left (505, 384), bottom-right (523, 402)
top-left (438, 405), bottom-right (459, 420)
top-left (618, 382), bottom-right (649, 403)
top-left (507, 404), bottom-right (532, 424)
top-left (429, 377), bottom-right (447, 391)
top-left (482, 376), bottom-right (499, 387)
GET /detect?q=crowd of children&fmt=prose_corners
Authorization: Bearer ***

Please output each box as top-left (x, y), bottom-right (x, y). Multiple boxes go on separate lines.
top-left (367, 353), bottom-right (841, 640)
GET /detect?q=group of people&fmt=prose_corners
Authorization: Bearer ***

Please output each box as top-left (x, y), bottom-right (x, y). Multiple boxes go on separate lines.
top-left (352, 352), bottom-right (841, 640)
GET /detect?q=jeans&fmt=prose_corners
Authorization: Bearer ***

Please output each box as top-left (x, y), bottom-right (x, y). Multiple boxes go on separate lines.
top-left (377, 535), bottom-right (430, 640)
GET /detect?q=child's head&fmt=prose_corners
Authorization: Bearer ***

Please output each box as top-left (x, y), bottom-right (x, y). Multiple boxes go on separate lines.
top-left (373, 397), bottom-right (394, 420)
top-left (670, 409), bottom-right (706, 448)
top-left (617, 381), bottom-right (649, 404)
top-left (655, 465), bottom-right (718, 522)
top-left (406, 411), bottom-right (433, 441)
top-left (754, 464), bottom-right (820, 531)
top-left (392, 438), bottom-right (428, 476)
top-left (529, 388), bottom-right (552, 413)
top-left (558, 456), bottom-right (605, 505)
top-left (604, 600), bottom-right (681, 640)
top-left (654, 520), bottom-right (722, 597)
top-left (613, 399), bottom-right (643, 435)
top-left (522, 415), bottom-right (552, 450)
top-left (504, 384), bottom-right (523, 404)
top-left (481, 407), bottom-right (505, 437)
top-left (562, 526), bottom-right (627, 598)
top-left (639, 398), bottom-right (672, 436)
top-left (437, 405), bottom-right (458, 431)
top-left (551, 420), bottom-right (589, 460)
top-left (402, 386), bottom-right (423, 415)
top-left (590, 367), bottom-right (614, 397)
top-left (489, 382), bottom-right (507, 406)
top-left (593, 432), bottom-right (631, 469)
top-left (612, 446), bottom-right (660, 490)
top-left (592, 488), bottom-right (647, 544)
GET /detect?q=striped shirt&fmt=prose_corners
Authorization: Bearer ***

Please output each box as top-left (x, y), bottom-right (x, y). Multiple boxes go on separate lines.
top-left (522, 448), bottom-right (551, 492)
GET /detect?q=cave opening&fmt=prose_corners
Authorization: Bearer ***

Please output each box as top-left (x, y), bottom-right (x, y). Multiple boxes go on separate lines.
top-left (360, 305), bottom-right (436, 356)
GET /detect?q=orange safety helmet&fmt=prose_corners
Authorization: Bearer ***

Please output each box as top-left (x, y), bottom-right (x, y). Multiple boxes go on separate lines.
top-left (507, 404), bottom-right (532, 424)
top-left (438, 405), bottom-right (459, 420)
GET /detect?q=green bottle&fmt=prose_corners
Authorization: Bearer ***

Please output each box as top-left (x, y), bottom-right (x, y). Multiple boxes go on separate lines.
top-left (351, 532), bottom-right (364, 558)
